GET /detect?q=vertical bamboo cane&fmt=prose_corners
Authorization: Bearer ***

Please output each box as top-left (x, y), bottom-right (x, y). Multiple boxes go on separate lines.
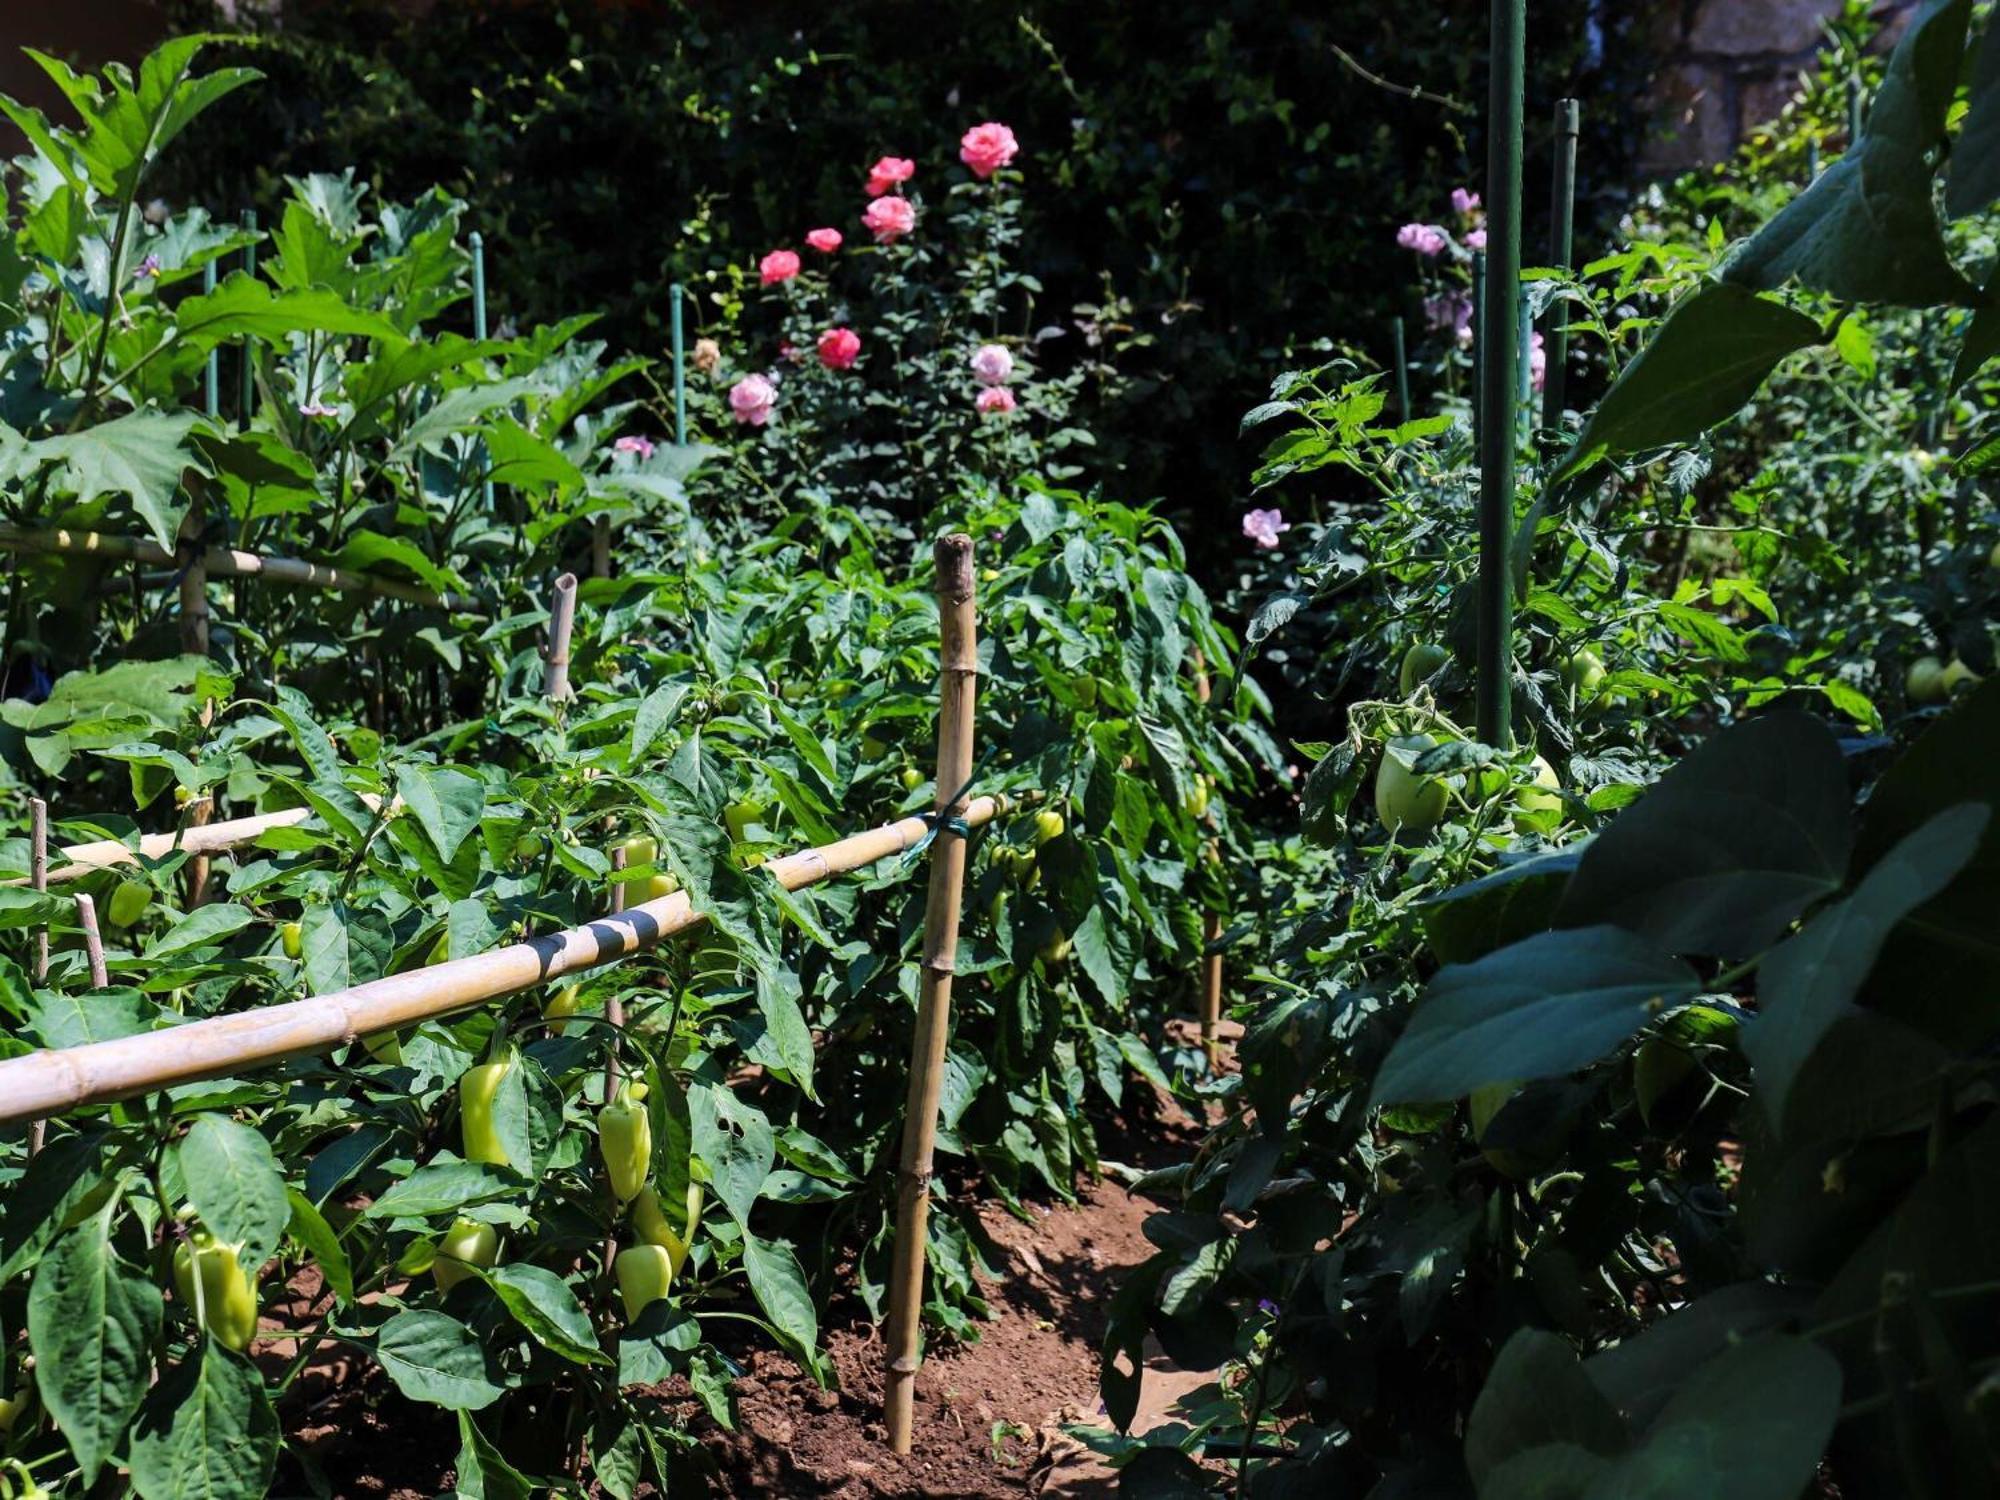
top-left (544, 573), bottom-right (578, 702)
top-left (27, 798), bottom-right (48, 1156)
top-left (592, 516), bottom-right (612, 580)
top-left (1476, 0), bottom-right (1525, 753)
top-left (884, 533), bottom-right (978, 1454)
top-left (238, 211), bottom-right (257, 431)
top-left (76, 894), bottom-right (109, 989)
top-left (179, 492), bottom-right (214, 908)
top-left (1542, 98), bottom-right (1580, 428)
top-left (185, 797), bottom-right (215, 910)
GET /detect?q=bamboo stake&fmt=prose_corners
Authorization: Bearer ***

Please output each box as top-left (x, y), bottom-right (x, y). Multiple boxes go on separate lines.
top-left (76, 894), bottom-right (109, 989)
top-left (1200, 910), bottom-right (1224, 1068)
top-left (544, 572), bottom-right (578, 702)
top-left (27, 798), bottom-right (48, 1156)
top-left (26, 801), bottom-right (378, 886)
top-left (0, 795), bottom-right (1008, 1126)
top-left (884, 534), bottom-right (979, 1454)
top-left (0, 526), bottom-right (481, 613)
top-left (183, 797), bottom-right (215, 909)
top-left (591, 515), bottom-right (612, 580)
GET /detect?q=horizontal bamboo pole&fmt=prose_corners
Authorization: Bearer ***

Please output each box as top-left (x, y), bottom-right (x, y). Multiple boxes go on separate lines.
top-left (0, 794), bottom-right (1010, 1126)
top-left (0, 525), bottom-right (480, 614)
top-left (32, 800), bottom-right (382, 886)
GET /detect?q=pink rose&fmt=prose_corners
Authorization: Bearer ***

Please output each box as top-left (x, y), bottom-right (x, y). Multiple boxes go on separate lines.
top-left (1423, 291), bottom-right (1475, 346)
top-left (728, 373), bottom-right (777, 426)
top-left (758, 249), bottom-right (801, 286)
top-left (1242, 508), bottom-right (1290, 549)
top-left (1451, 187), bottom-right (1481, 216)
top-left (969, 343), bottom-right (1013, 387)
top-left (975, 385), bottom-right (1017, 416)
top-left (1529, 332), bottom-right (1548, 394)
top-left (959, 121), bottom-right (1019, 179)
top-left (865, 156), bottom-right (915, 197)
top-left (1466, 227), bottom-right (1488, 252)
top-left (613, 435), bottom-right (656, 459)
top-left (1395, 223), bottom-right (1449, 257)
top-left (817, 327), bottom-right (862, 370)
top-left (863, 195), bottom-right (916, 244)
top-left (805, 227), bottom-right (843, 253)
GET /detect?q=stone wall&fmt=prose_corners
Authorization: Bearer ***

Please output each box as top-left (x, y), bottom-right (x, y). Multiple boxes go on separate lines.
top-left (1640, 0), bottom-right (1920, 173)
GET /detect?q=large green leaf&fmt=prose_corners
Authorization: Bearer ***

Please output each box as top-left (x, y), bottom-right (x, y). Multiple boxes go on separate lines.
top-left (1371, 926), bottom-right (1700, 1106)
top-left (741, 1233), bottom-right (827, 1381)
top-left (170, 273), bottom-right (402, 350)
top-left (1945, 11), bottom-right (2000, 219)
top-left (1743, 803), bottom-right (1987, 1124)
top-left (28, 1201), bottom-right (164, 1484)
top-left (479, 1264), bottom-right (611, 1366)
top-left (1952, 302), bottom-right (2000, 391)
top-left (1466, 1331), bottom-right (1629, 1486)
top-left (1552, 282), bottom-right (1821, 483)
top-left (688, 1074), bottom-right (775, 1225)
top-left (1585, 1282), bottom-right (1814, 1431)
top-left (1420, 848), bottom-right (1580, 964)
top-left (1555, 712), bottom-right (1852, 959)
top-left (1723, 0), bottom-right (1979, 307)
top-left (178, 1115), bottom-right (290, 1268)
top-left (397, 763), bottom-right (486, 864)
top-left (127, 1344), bottom-right (279, 1500)
top-left (372, 1310), bottom-right (503, 1411)
top-left (29, 409), bottom-right (207, 550)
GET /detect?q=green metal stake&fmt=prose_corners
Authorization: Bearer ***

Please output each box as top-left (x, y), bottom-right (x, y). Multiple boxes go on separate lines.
top-left (1470, 250), bottom-right (1487, 447)
top-left (1847, 75), bottom-right (1864, 145)
top-left (471, 232), bottom-right (494, 511)
top-left (671, 282), bottom-right (687, 446)
top-left (1477, 0), bottom-right (1524, 752)
top-left (238, 210), bottom-right (257, 431)
top-left (1542, 98), bottom-right (1579, 429)
top-left (1391, 316), bottom-right (1411, 422)
top-left (202, 259), bottom-right (219, 421)
top-left (1807, 137), bottom-right (1822, 181)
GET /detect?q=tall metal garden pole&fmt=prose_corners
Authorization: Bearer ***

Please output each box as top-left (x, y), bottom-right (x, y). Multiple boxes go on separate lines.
top-left (1517, 292), bottom-right (1534, 442)
top-left (472, 232), bottom-right (496, 514)
top-left (1847, 75), bottom-right (1864, 144)
top-left (237, 211), bottom-right (257, 430)
top-left (202, 260), bottom-right (220, 420)
top-left (26, 798), bottom-right (47, 1157)
top-left (1470, 250), bottom-right (1487, 447)
top-left (1477, 0), bottom-right (1524, 751)
top-left (1542, 98), bottom-right (1580, 427)
top-left (1391, 316), bottom-right (1412, 421)
top-left (670, 283), bottom-right (687, 447)
top-left (884, 533), bottom-right (978, 1454)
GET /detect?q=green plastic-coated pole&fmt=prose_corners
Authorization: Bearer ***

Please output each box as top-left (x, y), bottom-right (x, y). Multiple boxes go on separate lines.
top-left (471, 232), bottom-right (494, 511)
top-left (202, 260), bottom-right (219, 421)
top-left (1391, 316), bottom-right (1411, 422)
top-left (1470, 250), bottom-right (1487, 447)
top-left (238, 211), bottom-right (257, 431)
top-left (671, 283), bottom-right (687, 446)
top-left (1847, 75), bottom-right (1864, 145)
top-left (1807, 137), bottom-right (1822, 180)
top-left (1542, 98), bottom-right (1579, 428)
top-left (1477, 0), bottom-right (1524, 751)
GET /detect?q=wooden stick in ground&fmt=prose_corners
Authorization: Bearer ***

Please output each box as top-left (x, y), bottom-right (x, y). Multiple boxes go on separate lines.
top-left (0, 525), bottom-right (481, 614)
top-left (75, 893), bottom-right (109, 989)
top-left (884, 533), bottom-right (979, 1454)
top-left (1201, 909), bottom-right (1224, 1068)
top-left (592, 515), bottom-right (612, 580)
top-left (0, 794), bottom-right (1009, 1127)
top-left (544, 572), bottom-right (578, 702)
top-left (599, 843), bottom-right (629, 1281)
top-left (26, 800), bottom-right (383, 886)
top-left (184, 797), bottom-right (215, 909)
top-left (27, 798), bottom-right (48, 1156)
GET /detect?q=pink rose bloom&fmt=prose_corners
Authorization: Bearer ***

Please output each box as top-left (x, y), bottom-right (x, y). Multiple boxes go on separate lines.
top-left (1242, 508), bottom-right (1290, 549)
top-left (975, 385), bottom-right (1018, 416)
top-left (1451, 187), bottom-right (1481, 216)
top-left (1424, 291), bottom-right (1475, 346)
top-left (969, 343), bottom-right (1013, 387)
top-left (298, 401), bottom-right (340, 419)
top-left (863, 195), bottom-right (916, 244)
top-left (729, 373), bottom-right (777, 426)
top-left (613, 435), bottom-right (656, 459)
top-left (758, 249), bottom-right (801, 285)
top-left (805, 227), bottom-right (843, 253)
top-left (1396, 223), bottom-right (1449, 257)
top-left (865, 156), bottom-right (915, 197)
top-left (817, 327), bottom-right (862, 370)
top-left (959, 121), bottom-right (1020, 179)
top-left (1466, 227), bottom-right (1488, 252)
top-left (1529, 332), bottom-right (1548, 394)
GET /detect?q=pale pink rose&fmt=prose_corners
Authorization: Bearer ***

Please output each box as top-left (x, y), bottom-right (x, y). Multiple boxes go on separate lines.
top-left (865, 156), bottom-right (915, 197)
top-left (1530, 332), bottom-right (1548, 394)
top-left (1242, 508), bottom-right (1290, 549)
top-left (817, 327), bottom-right (862, 370)
top-left (1451, 187), bottom-right (1481, 216)
top-left (863, 195), bottom-right (916, 244)
top-left (959, 121), bottom-right (1020, 179)
top-left (758, 248), bottom-right (801, 285)
top-left (298, 401), bottom-right (340, 419)
top-left (969, 344), bottom-right (1013, 387)
top-left (1396, 223), bottom-right (1449, 257)
top-left (613, 435), bottom-right (656, 459)
top-left (805, 227), bottom-right (843, 253)
top-left (728, 373), bottom-right (777, 426)
top-left (975, 385), bottom-right (1018, 416)
top-left (1466, 227), bottom-right (1488, 252)
top-left (692, 337), bottom-right (721, 374)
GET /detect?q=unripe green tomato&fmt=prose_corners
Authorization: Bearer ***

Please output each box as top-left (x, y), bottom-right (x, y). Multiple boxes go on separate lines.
top-left (1511, 755), bottom-right (1562, 832)
top-left (1074, 679), bottom-right (1099, 709)
top-left (433, 1217), bottom-right (500, 1290)
top-left (1942, 657), bottom-right (1983, 696)
top-left (1030, 810), bottom-right (1065, 847)
top-left (1563, 648), bottom-right (1608, 699)
top-left (1907, 654), bottom-right (1949, 704)
top-left (859, 734), bottom-right (890, 763)
top-left (1374, 735), bottom-right (1448, 835)
top-left (280, 921), bottom-right (304, 960)
top-left (615, 1243), bottom-right (676, 1321)
top-left (723, 800), bottom-right (765, 841)
top-left (513, 831), bottom-right (545, 863)
top-left (1398, 642), bottom-right (1452, 696)
top-left (900, 766), bottom-right (926, 792)
top-left (107, 879), bottom-right (151, 928)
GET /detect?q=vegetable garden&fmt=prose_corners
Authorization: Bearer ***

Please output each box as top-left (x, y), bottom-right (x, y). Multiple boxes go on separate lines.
top-left (1, 2), bottom-right (1998, 1496)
